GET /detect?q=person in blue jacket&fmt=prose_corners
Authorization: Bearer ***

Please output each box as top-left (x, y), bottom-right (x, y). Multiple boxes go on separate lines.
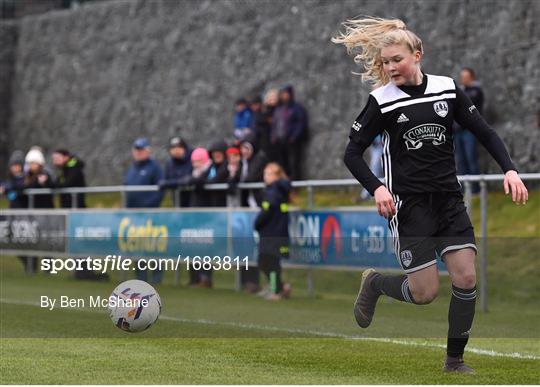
top-left (124, 138), bottom-right (164, 208)
top-left (124, 137), bottom-right (164, 284)
top-left (233, 98), bottom-right (253, 140)
top-left (254, 162), bottom-right (292, 300)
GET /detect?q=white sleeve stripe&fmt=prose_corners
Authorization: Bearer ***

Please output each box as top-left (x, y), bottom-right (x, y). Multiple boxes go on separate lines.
top-left (380, 93), bottom-right (456, 113)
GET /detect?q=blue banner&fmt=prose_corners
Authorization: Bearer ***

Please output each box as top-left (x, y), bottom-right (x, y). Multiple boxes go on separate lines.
top-left (68, 211), bottom-right (228, 258)
top-left (66, 208), bottom-right (444, 270)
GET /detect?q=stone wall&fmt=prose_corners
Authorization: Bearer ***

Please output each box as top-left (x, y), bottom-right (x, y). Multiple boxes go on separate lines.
top-left (4, 0), bottom-right (539, 184)
top-left (0, 21), bottom-right (17, 174)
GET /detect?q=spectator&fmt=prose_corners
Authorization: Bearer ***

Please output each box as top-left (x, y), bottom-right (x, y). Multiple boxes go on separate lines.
top-left (239, 137), bottom-right (267, 208)
top-left (254, 162), bottom-right (292, 301)
top-left (271, 85), bottom-right (308, 180)
top-left (189, 147), bottom-right (214, 207)
top-left (454, 67), bottom-right (484, 193)
top-left (160, 136), bottom-right (192, 207)
top-left (225, 145), bottom-right (242, 207)
top-left (1, 151), bottom-right (34, 273)
top-left (260, 89), bottom-right (280, 162)
top-left (51, 149), bottom-right (87, 208)
top-left (188, 147), bottom-right (215, 288)
top-left (24, 148), bottom-right (54, 208)
top-left (233, 98), bottom-right (253, 140)
top-left (23, 148), bottom-right (54, 274)
top-left (207, 140), bottom-right (229, 207)
top-left (237, 138), bottom-right (268, 293)
top-left (1, 150), bottom-right (28, 209)
top-left (124, 137), bottom-right (164, 284)
top-left (249, 95), bottom-right (264, 148)
top-left (124, 138), bottom-right (164, 208)
top-left (52, 149), bottom-right (106, 281)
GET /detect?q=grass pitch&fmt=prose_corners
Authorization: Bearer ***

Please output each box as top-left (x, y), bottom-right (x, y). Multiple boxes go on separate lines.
top-left (1, 190), bottom-right (539, 384)
top-left (1, 258), bottom-right (539, 384)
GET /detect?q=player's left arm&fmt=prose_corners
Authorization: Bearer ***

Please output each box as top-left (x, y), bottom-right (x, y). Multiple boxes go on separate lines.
top-left (453, 85), bottom-right (528, 204)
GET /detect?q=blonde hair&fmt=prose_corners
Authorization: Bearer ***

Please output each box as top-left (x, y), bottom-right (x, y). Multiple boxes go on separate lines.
top-left (331, 16), bottom-right (423, 86)
top-left (265, 162), bottom-right (288, 180)
top-left (263, 88), bottom-right (279, 106)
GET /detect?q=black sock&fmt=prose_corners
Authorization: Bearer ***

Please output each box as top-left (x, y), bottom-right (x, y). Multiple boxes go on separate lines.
top-left (447, 285), bottom-right (476, 357)
top-left (371, 274), bottom-right (416, 303)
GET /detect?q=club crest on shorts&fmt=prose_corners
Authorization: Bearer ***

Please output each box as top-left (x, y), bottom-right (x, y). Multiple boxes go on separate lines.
top-left (400, 250), bottom-right (413, 267)
top-left (433, 100), bottom-right (449, 117)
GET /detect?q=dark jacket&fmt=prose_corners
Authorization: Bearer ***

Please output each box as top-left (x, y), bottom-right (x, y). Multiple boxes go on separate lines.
top-left (271, 86), bottom-right (308, 145)
top-left (161, 150), bottom-right (193, 207)
top-left (25, 170), bottom-right (55, 208)
top-left (254, 178), bottom-right (291, 258)
top-left (124, 158), bottom-right (164, 208)
top-left (252, 106), bottom-right (275, 159)
top-left (163, 150), bottom-right (193, 183)
top-left (1, 173), bottom-right (28, 208)
top-left (55, 156), bottom-right (86, 208)
top-left (239, 150), bottom-right (268, 207)
top-left (205, 160), bottom-right (229, 207)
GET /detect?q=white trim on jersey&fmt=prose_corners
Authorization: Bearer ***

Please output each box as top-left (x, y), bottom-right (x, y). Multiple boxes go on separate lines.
top-left (424, 74), bottom-right (456, 94)
top-left (380, 93), bottom-right (456, 113)
top-left (404, 259), bottom-right (438, 274)
top-left (440, 243), bottom-right (478, 257)
top-left (370, 73), bottom-right (457, 113)
top-left (382, 130), bottom-right (392, 194)
top-left (388, 198), bottom-right (402, 262)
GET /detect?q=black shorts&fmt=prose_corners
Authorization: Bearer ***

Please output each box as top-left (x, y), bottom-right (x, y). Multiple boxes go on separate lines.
top-left (388, 192), bottom-right (476, 273)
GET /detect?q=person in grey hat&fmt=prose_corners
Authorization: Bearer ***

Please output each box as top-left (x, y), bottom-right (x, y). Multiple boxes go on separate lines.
top-left (1, 151), bottom-right (36, 273)
top-left (1, 150), bottom-right (28, 209)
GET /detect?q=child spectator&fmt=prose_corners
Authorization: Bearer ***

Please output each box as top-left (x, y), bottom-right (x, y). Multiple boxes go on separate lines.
top-left (254, 162), bottom-right (292, 300)
top-left (233, 98), bottom-right (253, 140)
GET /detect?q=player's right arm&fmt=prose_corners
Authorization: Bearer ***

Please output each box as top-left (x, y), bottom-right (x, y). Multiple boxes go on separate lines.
top-left (344, 95), bottom-right (396, 218)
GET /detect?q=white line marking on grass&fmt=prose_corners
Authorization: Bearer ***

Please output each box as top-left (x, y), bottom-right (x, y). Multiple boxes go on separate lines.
top-left (2, 298), bottom-right (538, 360)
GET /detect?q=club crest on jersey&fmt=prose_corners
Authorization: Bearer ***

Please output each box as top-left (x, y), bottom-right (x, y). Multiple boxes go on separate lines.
top-left (400, 250), bottom-right (413, 267)
top-left (403, 124), bottom-right (446, 150)
top-left (433, 100), bottom-right (449, 117)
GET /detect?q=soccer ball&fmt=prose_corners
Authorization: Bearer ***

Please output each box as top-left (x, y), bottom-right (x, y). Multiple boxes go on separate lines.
top-left (108, 280), bottom-right (161, 332)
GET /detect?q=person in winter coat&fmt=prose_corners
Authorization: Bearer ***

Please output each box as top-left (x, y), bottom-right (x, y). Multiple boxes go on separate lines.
top-left (254, 162), bottom-right (292, 300)
top-left (160, 136), bottom-right (193, 207)
top-left (238, 137), bottom-right (267, 208)
top-left (1, 150), bottom-right (28, 209)
top-left (271, 85), bottom-right (308, 180)
top-left (1, 151), bottom-right (34, 273)
top-left (23, 148), bottom-right (55, 273)
top-left (52, 149), bottom-right (87, 208)
top-left (225, 145), bottom-right (242, 207)
top-left (233, 98), bottom-right (253, 140)
top-left (124, 138), bottom-right (164, 208)
top-left (206, 140), bottom-right (230, 207)
top-left (24, 148), bottom-right (54, 208)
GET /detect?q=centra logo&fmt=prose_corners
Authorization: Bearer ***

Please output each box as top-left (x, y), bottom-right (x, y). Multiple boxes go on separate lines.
top-left (403, 124), bottom-right (446, 150)
top-left (118, 218), bottom-right (168, 252)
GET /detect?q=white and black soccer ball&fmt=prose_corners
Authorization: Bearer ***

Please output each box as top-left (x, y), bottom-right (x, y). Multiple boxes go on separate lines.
top-left (108, 280), bottom-right (161, 332)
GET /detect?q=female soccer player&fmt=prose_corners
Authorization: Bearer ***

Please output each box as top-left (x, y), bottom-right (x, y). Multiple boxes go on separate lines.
top-left (332, 17), bottom-right (528, 373)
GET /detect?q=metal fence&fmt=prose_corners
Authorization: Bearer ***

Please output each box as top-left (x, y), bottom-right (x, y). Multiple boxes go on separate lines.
top-left (11, 173), bottom-right (540, 312)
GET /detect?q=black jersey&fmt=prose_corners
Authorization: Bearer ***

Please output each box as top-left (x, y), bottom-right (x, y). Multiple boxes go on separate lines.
top-left (344, 73), bottom-right (517, 197)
